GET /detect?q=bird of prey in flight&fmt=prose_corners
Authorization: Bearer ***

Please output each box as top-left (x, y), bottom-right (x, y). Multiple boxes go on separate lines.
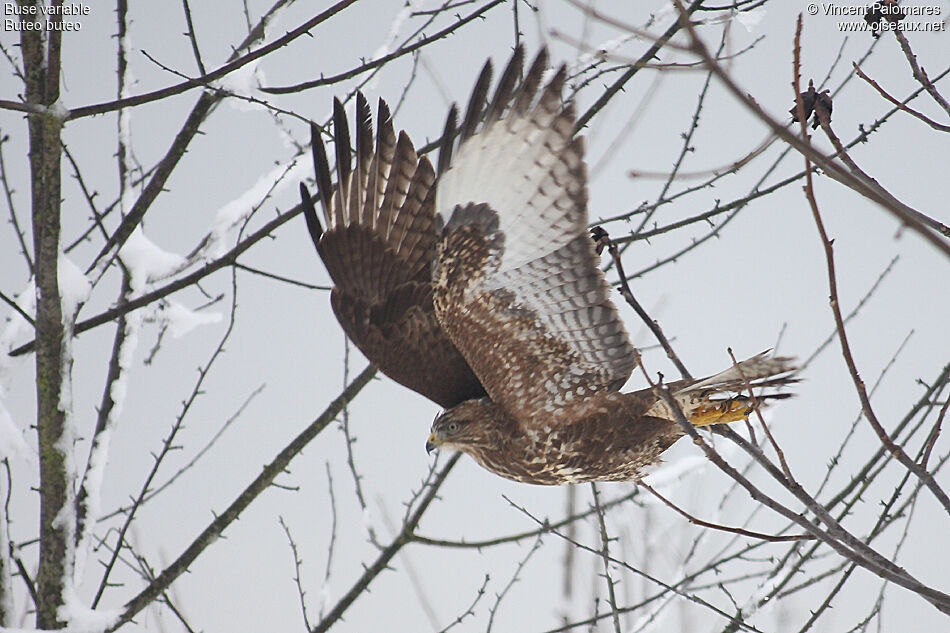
top-left (300, 47), bottom-right (796, 485)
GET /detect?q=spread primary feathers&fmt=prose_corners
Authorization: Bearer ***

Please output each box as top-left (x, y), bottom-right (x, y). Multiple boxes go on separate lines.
top-left (301, 47), bottom-right (797, 485)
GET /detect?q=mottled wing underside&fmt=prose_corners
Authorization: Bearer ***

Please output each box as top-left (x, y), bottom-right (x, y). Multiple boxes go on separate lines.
top-left (432, 48), bottom-right (637, 425)
top-left (303, 95), bottom-right (486, 408)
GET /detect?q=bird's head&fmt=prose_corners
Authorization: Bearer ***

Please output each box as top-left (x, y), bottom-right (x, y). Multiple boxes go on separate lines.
top-left (426, 399), bottom-right (495, 454)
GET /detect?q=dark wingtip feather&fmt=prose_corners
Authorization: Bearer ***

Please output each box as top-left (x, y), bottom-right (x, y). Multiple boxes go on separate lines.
top-left (438, 104), bottom-right (458, 176)
top-left (514, 48), bottom-right (549, 113)
top-left (332, 97), bottom-right (352, 186)
top-left (356, 92), bottom-right (372, 127)
top-left (484, 45), bottom-right (524, 124)
top-left (355, 92), bottom-right (373, 167)
top-left (377, 97), bottom-right (393, 129)
top-left (460, 59), bottom-right (493, 140)
top-left (309, 122), bottom-right (332, 213)
top-left (300, 183), bottom-right (323, 248)
top-left (548, 64), bottom-right (568, 98)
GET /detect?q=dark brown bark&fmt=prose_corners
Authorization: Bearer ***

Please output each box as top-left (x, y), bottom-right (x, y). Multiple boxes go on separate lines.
top-left (20, 0), bottom-right (69, 628)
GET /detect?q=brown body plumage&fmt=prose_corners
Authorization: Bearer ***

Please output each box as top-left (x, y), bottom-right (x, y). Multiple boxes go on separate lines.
top-left (427, 354), bottom-right (794, 485)
top-left (427, 392), bottom-right (677, 485)
top-left (302, 47), bottom-right (797, 485)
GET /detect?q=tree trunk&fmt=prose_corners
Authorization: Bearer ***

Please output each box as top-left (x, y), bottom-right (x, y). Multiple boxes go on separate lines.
top-left (20, 3), bottom-right (70, 628)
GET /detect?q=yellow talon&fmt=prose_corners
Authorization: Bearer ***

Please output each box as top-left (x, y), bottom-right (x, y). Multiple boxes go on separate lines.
top-left (690, 399), bottom-right (755, 427)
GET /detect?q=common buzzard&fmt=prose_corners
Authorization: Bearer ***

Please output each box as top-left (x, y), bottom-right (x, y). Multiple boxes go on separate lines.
top-left (302, 47), bottom-right (796, 485)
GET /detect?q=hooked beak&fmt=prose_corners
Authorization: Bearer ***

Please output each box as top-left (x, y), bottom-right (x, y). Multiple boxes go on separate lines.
top-left (426, 432), bottom-right (438, 455)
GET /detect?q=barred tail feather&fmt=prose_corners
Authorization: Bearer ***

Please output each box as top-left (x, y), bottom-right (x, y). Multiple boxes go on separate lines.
top-left (678, 351), bottom-right (798, 396)
top-left (646, 351), bottom-right (798, 426)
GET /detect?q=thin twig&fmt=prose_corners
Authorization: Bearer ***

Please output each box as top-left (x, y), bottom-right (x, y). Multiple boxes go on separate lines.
top-left (726, 347), bottom-right (793, 480)
top-left (9, 199), bottom-right (301, 357)
top-left (590, 483), bottom-right (622, 633)
top-left (920, 383), bottom-right (949, 470)
top-left (795, 31), bottom-right (950, 519)
top-left (853, 62), bottom-right (950, 133)
top-left (375, 495), bottom-right (439, 627)
top-left (234, 263), bottom-right (330, 290)
top-left (62, 143), bottom-right (113, 247)
top-left (812, 328), bottom-right (914, 500)
top-left (437, 574), bottom-right (489, 633)
top-left (635, 22), bottom-right (730, 235)
top-left (279, 516), bottom-right (313, 630)
top-left (638, 481), bottom-right (813, 543)
top-left (633, 310), bottom-right (950, 617)
top-left (671, 2), bottom-right (950, 261)
top-left (97, 385), bottom-right (265, 523)
top-left (93, 265), bottom-right (242, 607)
top-left (815, 110), bottom-right (950, 241)
top-left (0, 290), bottom-right (33, 328)
top-left (412, 488), bottom-right (641, 550)
top-left (261, 0), bottom-right (507, 94)
top-left (506, 494), bottom-right (769, 633)
top-left (321, 463), bottom-right (337, 592)
top-left (139, 50), bottom-right (314, 125)
top-left (65, 0), bottom-right (354, 120)
top-left (84, 0), bottom-right (309, 277)
top-left (573, 0), bottom-right (706, 133)
top-left (338, 339), bottom-right (379, 546)
top-left (0, 133), bottom-right (32, 275)
top-left (486, 531), bottom-right (544, 633)
top-left (605, 63), bottom-right (950, 248)
top-left (600, 229), bottom-right (690, 380)
top-left (802, 256), bottom-right (900, 369)
top-left (106, 363), bottom-right (378, 631)
top-left (893, 30), bottom-right (950, 117)
top-left (310, 453), bottom-right (460, 633)
top-left (180, 0), bottom-right (207, 76)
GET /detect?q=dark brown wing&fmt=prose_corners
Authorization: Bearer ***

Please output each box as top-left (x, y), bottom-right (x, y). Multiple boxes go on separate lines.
top-left (302, 94), bottom-right (486, 408)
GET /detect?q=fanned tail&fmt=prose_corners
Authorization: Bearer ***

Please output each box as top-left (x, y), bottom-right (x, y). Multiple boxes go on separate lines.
top-left (680, 350), bottom-right (797, 395)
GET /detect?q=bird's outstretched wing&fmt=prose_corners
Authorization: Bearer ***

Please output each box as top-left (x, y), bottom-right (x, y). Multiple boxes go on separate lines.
top-left (432, 47), bottom-right (638, 424)
top-left (302, 95), bottom-right (486, 409)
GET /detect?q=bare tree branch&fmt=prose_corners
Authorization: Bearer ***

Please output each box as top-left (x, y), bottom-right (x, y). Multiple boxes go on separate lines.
top-left (65, 0), bottom-right (357, 120)
top-left (108, 364), bottom-right (377, 631)
top-left (260, 0), bottom-right (506, 95)
top-left (311, 452), bottom-right (461, 633)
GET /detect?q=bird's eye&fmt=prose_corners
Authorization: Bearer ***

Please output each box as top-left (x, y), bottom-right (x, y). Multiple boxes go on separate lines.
top-left (447, 421), bottom-right (459, 433)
